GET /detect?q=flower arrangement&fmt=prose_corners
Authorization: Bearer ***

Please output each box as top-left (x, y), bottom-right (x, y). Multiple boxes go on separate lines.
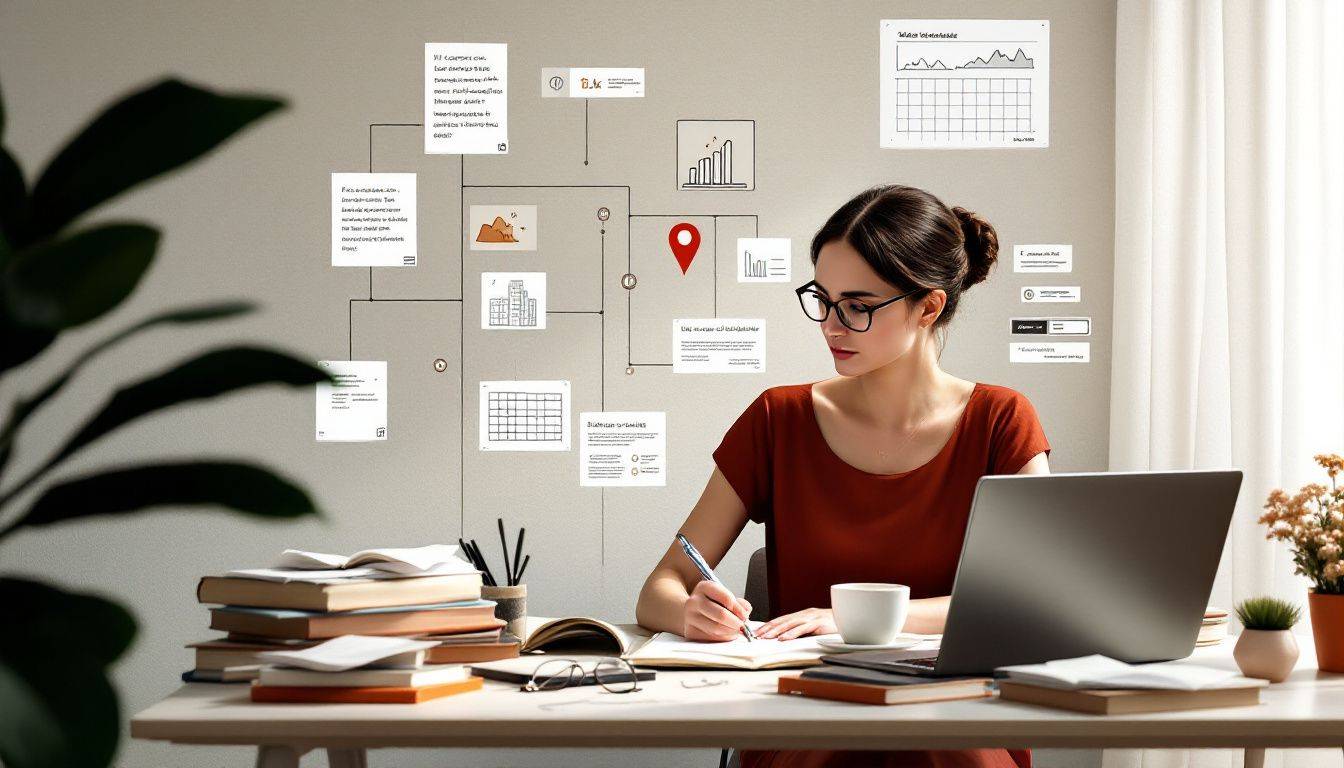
top-left (1259, 454), bottom-right (1344, 594)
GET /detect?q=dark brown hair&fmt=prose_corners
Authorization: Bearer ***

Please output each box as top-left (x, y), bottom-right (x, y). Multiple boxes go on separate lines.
top-left (809, 184), bottom-right (999, 329)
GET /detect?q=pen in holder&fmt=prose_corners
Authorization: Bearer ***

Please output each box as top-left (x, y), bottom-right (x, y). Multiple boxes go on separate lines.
top-left (461, 517), bottom-right (531, 640)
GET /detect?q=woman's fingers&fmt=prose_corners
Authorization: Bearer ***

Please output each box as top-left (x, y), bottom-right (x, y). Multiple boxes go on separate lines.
top-left (777, 621), bottom-right (818, 640)
top-left (701, 600), bottom-right (743, 630)
top-left (760, 617), bottom-right (803, 639)
top-left (688, 614), bottom-right (742, 641)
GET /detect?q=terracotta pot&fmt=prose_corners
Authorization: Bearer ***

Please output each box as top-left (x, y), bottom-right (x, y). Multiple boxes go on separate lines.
top-left (1308, 589), bottom-right (1344, 673)
top-left (1232, 629), bottom-right (1299, 682)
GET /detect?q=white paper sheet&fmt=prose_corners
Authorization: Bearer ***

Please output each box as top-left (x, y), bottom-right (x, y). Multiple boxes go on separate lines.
top-left (257, 635), bottom-right (440, 672)
top-left (579, 411), bottom-right (666, 486)
top-left (315, 361), bottom-right (387, 441)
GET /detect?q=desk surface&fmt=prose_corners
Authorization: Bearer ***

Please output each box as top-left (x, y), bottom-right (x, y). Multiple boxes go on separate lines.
top-left (132, 639), bottom-right (1344, 751)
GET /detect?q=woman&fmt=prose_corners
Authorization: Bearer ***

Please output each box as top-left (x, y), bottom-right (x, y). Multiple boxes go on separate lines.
top-left (635, 184), bottom-right (1051, 768)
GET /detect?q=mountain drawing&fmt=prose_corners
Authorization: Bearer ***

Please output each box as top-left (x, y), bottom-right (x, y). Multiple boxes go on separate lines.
top-left (960, 48), bottom-right (1034, 69)
top-left (476, 216), bottom-right (518, 243)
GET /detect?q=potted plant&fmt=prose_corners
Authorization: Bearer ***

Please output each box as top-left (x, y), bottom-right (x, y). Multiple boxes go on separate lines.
top-left (1231, 596), bottom-right (1301, 682)
top-left (1259, 453), bottom-right (1344, 672)
top-left (0, 77), bottom-right (330, 768)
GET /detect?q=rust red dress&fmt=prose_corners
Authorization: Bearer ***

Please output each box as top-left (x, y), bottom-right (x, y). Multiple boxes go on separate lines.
top-left (712, 381), bottom-right (1051, 768)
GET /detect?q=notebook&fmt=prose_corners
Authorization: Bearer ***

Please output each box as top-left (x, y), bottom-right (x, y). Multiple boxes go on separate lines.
top-left (519, 616), bottom-right (653, 655)
top-left (626, 620), bottom-right (837, 669)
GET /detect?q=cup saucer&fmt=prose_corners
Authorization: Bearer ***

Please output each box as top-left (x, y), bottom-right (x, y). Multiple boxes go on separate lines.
top-left (816, 634), bottom-right (925, 652)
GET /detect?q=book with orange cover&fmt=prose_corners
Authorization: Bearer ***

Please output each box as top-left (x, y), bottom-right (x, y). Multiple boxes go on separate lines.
top-left (778, 674), bottom-right (991, 705)
top-left (250, 676), bottom-right (484, 703)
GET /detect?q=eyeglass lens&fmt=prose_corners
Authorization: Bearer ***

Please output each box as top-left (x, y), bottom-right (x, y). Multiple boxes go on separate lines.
top-left (592, 658), bottom-right (641, 693)
top-left (798, 290), bottom-right (872, 331)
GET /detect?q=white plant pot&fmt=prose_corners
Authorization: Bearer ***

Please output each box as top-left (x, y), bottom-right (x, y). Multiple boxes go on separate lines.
top-left (1232, 628), bottom-right (1299, 683)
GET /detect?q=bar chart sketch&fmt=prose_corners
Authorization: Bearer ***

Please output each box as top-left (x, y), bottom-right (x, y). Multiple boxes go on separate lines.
top-left (676, 119), bottom-right (754, 190)
top-left (737, 237), bottom-right (791, 283)
top-left (880, 19), bottom-right (1049, 149)
top-left (479, 380), bottom-right (571, 451)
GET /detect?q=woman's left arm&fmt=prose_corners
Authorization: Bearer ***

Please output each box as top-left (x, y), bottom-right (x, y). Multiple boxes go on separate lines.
top-left (758, 450), bottom-right (1051, 640)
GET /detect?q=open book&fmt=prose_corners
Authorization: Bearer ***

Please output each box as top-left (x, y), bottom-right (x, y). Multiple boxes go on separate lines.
top-left (626, 620), bottom-right (838, 669)
top-left (519, 616), bottom-right (654, 656)
top-left (230, 545), bottom-right (476, 579)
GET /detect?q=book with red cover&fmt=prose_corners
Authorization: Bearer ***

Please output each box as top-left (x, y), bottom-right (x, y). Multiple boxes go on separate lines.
top-left (250, 676), bottom-right (484, 703)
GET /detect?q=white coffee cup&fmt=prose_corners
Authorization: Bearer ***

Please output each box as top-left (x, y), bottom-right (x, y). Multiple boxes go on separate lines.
top-left (830, 583), bottom-right (910, 645)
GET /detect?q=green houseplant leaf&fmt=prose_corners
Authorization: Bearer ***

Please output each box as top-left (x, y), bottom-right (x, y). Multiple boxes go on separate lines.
top-left (0, 578), bottom-right (136, 768)
top-left (22, 79), bottom-right (283, 245)
top-left (0, 347), bottom-right (330, 508)
top-left (0, 301), bottom-right (255, 480)
top-left (9, 461), bottom-right (320, 533)
top-left (1, 222), bottom-right (159, 330)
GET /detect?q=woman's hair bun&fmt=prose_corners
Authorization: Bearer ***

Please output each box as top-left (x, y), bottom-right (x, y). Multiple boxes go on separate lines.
top-left (951, 206), bottom-right (999, 289)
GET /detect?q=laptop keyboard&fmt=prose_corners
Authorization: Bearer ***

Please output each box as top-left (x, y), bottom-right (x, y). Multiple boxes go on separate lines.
top-left (900, 656), bottom-right (939, 669)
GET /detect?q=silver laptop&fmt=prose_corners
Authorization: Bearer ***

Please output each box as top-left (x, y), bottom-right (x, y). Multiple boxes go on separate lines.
top-left (835, 470), bottom-right (1243, 677)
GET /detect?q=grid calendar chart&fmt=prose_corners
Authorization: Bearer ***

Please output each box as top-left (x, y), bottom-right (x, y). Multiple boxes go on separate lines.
top-left (488, 391), bottom-right (563, 441)
top-left (478, 380), bottom-right (572, 452)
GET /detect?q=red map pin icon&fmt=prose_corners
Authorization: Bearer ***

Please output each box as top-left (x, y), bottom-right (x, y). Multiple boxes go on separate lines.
top-left (668, 223), bottom-right (701, 274)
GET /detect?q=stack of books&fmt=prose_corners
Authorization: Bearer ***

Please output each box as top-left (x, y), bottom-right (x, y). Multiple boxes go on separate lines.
top-left (250, 635), bottom-right (483, 704)
top-left (1198, 606), bottom-right (1230, 646)
top-left (993, 654), bottom-right (1267, 714)
top-left (185, 545), bottom-right (519, 683)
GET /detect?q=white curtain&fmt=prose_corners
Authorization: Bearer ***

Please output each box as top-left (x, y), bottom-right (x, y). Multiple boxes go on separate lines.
top-left (1107, 0), bottom-right (1344, 766)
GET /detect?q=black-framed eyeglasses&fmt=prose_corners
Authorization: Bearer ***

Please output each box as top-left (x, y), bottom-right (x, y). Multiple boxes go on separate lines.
top-left (794, 280), bottom-right (922, 333)
top-left (520, 657), bottom-right (643, 694)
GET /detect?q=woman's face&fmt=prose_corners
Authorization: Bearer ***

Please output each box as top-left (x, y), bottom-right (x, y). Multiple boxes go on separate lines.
top-left (811, 239), bottom-right (938, 376)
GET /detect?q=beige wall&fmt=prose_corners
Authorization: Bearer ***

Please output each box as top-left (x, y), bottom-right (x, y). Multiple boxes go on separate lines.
top-left (0, 1), bottom-right (1114, 765)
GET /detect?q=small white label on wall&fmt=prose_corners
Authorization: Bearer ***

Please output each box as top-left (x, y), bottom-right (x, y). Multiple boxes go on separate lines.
top-left (1021, 286), bottom-right (1080, 303)
top-left (737, 238), bottom-right (791, 282)
top-left (541, 67), bottom-right (646, 98)
top-left (1010, 317), bottom-right (1091, 335)
top-left (1010, 342), bottom-right (1090, 363)
top-left (1013, 244), bottom-right (1072, 273)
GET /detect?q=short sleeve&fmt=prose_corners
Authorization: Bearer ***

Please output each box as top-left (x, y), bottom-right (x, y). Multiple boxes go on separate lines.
top-left (988, 389), bottom-right (1052, 475)
top-left (712, 390), bottom-right (773, 524)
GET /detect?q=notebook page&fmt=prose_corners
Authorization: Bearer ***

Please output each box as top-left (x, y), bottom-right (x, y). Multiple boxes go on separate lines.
top-left (637, 620), bottom-right (840, 660)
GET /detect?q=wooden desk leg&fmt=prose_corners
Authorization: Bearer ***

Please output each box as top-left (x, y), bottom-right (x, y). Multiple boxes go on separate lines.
top-left (327, 748), bottom-right (368, 768)
top-left (1243, 748), bottom-right (1266, 768)
top-left (255, 745), bottom-right (307, 768)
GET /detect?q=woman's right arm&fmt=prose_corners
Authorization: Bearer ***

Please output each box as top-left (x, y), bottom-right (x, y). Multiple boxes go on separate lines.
top-left (635, 466), bottom-right (755, 641)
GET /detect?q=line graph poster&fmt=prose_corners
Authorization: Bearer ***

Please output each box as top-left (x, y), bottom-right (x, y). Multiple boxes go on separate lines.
top-left (880, 19), bottom-right (1049, 149)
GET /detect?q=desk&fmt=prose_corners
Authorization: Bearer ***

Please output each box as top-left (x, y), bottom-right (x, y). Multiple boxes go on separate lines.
top-left (132, 638), bottom-right (1344, 768)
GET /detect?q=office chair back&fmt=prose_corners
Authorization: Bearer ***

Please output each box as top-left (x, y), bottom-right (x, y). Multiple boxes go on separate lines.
top-left (744, 546), bottom-right (769, 621)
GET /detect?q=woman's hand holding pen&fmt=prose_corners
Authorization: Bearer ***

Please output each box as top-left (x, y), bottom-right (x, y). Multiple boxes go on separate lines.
top-left (683, 580), bottom-right (753, 642)
top-left (756, 607), bottom-right (837, 640)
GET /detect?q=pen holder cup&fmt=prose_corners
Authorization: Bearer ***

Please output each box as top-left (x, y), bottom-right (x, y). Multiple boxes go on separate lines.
top-left (482, 583), bottom-right (527, 640)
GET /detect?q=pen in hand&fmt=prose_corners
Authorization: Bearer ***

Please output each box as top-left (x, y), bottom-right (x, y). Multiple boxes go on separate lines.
top-left (676, 532), bottom-right (755, 642)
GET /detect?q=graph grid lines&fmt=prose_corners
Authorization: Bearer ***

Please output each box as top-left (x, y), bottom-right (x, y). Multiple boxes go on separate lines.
top-left (486, 391), bottom-right (564, 442)
top-left (894, 77), bottom-right (1032, 139)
